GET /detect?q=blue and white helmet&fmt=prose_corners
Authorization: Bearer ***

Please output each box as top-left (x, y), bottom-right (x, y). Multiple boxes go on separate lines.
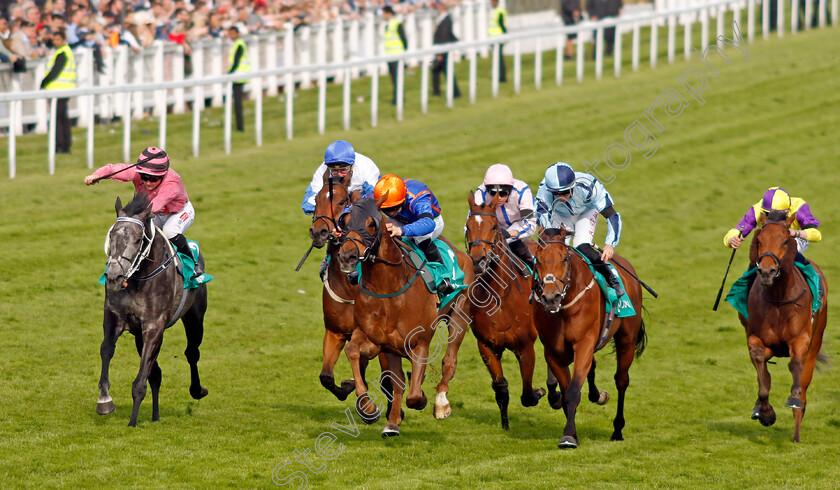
top-left (324, 140), bottom-right (356, 168)
top-left (543, 162), bottom-right (576, 192)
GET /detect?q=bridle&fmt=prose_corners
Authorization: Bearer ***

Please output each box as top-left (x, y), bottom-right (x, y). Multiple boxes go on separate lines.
top-left (755, 222), bottom-right (807, 306)
top-left (531, 237), bottom-right (573, 308)
top-left (106, 216), bottom-right (175, 286)
top-left (465, 211), bottom-right (506, 265)
top-left (754, 222), bottom-right (790, 281)
top-left (311, 179), bottom-right (351, 245)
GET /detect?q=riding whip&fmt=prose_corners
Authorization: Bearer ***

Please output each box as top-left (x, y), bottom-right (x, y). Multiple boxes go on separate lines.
top-left (713, 226), bottom-right (743, 311)
top-left (295, 243), bottom-right (315, 272)
top-left (592, 244), bottom-right (659, 298)
top-left (91, 150), bottom-right (162, 183)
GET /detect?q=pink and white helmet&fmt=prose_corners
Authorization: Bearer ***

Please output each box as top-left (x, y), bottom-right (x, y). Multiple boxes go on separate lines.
top-left (136, 147), bottom-right (170, 176)
top-left (483, 163), bottom-right (514, 187)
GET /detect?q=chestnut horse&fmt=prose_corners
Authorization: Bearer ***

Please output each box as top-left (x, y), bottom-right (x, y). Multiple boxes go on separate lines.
top-left (337, 194), bottom-right (474, 437)
top-left (532, 227), bottom-right (646, 448)
top-left (308, 170), bottom-right (391, 423)
top-left (464, 192), bottom-right (545, 430)
top-left (742, 211), bottom-right (828, 442)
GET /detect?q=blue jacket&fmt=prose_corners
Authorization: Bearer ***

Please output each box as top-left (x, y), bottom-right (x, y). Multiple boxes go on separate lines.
top-left (393, 179), bottom-right (441, 237)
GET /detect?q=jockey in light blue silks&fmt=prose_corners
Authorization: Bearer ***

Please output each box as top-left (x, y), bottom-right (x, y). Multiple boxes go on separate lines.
top-left (301, 140), bottom-right (381, 215)
top-left (302, 140), bottom-right (381, 281)
top-left (535, 161), bottom-right (625, 296)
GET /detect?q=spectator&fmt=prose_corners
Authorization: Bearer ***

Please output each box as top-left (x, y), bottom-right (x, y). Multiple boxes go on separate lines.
top-left (560, 0), bottom-right (580, 59)
top-left (227, 25), bottom-right (248, 131)
top-left (0, 16), bottom-right (24, 64)
top-left (40, 29), bottom-right (76, 154)
top-left (431, 1), bottom-right (460, 98)
top-left (588, 0), bottom-right (622, 57)
top-left (206, 10), bottom-right (222, 36)
top-left (487, 0), bottom-right (506, 82)
top-left (11, 19), bottom-right (38, 59)
top-left (233, 6), bottom-right (248, 33)
top-left (381, 6), bottom-right (406, 105)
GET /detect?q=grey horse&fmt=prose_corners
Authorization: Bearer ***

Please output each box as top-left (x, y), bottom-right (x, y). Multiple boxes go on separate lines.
top-left (97, 193), bottom-right (209, 426)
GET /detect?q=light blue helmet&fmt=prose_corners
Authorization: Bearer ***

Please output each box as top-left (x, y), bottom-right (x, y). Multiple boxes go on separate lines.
top-left (324, 140), bottom-right (356, 168)
top-left (543, 162), bottom-right (576, 192)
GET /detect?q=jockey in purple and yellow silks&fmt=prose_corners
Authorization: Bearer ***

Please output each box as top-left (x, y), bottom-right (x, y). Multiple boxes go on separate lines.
top-left (723, 187), bottom-right (821, 264)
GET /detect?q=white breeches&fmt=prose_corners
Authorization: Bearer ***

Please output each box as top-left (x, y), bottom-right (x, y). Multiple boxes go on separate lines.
top-left (552, 208), bottom-right (598, 246)
top-left (153, 201), bottom-right (195, 239)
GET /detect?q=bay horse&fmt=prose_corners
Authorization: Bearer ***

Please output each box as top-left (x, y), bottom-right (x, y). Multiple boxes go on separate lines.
top-left (532, 227), bottom-right (646, 448)
top-left (308, 169), bottom-right (392, 423)
top-left (336, 194), bottom-right (475, 437)
top-left (97, 193), bottom-right (208, 427)
top-left (742, 211), bottom-right (828, 442)
top-left (464, 192), bottom-right (545, 430)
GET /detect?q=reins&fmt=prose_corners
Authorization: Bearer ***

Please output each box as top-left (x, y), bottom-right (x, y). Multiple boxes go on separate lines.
top-left (465, 210), bottom-right (524, 297)
top-left (756, 222), bottom-right (808, 307)
top-left (532, 239), bottom-right (596, 311)
top-left (109, 217), bottom-right (176, 285)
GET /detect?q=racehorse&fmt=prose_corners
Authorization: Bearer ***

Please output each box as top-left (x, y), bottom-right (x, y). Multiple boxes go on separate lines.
top-left (464, 192), bottom-right (545, 430)
top-left (97, 193), bottom-right (208, 427)
top-left (308, 170), bottom-right (393, 422)
top-left (336, 194), bottom-right (474, 437)
top-left (742, 211), bottom-right (828, 442)
top-left (532, 227), bottom-right (646, 448)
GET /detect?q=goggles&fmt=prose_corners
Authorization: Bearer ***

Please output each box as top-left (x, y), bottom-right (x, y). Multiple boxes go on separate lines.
top-left (140, 173), bottom-right (162, 182)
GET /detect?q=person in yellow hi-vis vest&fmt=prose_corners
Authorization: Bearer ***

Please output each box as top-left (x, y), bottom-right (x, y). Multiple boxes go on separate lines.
top-left (488, 0), bottom-right (507, 83)
top-left (40, 30), bottom-right (76, 154)
top-left (382, 6), bottom-right (407, 105)
top-left (227, 26), bottom-right (250, 132)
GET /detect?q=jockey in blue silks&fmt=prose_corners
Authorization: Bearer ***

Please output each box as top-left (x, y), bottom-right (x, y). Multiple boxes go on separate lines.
top-left (301, 140), bottom-right (381, 215)
top-left (535, 161), bottom-right (625, 297)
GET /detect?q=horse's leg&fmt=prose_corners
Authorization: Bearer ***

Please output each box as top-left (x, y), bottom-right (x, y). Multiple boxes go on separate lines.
top-left (434, 312), bottom-right (469, 420)
top-left (477, 340), bottom-right (509, 430)
top-left (319, 329), bottom-right (354, 400)
top-left (546, 366), bottom-right (564, 410)
top-left (129, 327), bottom-right (164, 427)
top-left (748, 335), bottom-right (776, 427)
top-left (516, 342), bottom-right (545, 407)
top-left (586, 358), bottom-right (609, 405)
top-left (382, 352), bottom-right (406, 437)
top-left (136, 333), bottom-right (162, 422)
top-left (787, 336), bottom-right (812, 442)
top-left (182, 289), bottom-right (209, 400)
top-left (346, 330), bottom-right (379, 424)
top-left (557, 344), bottom-right (595, 449)
top-left (405, 343), bottom-right (429, 411)
top-left (610, 333), bottom-right (637, 441)
top-left (97, 306), bottom-right (120, 416)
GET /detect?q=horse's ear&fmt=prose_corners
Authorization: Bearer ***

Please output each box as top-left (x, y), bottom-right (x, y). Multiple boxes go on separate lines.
top-left (467, 191), bottom-right (476, 209)
top-left (322, 170), bottom-right (330, 184)
top-left (489, 192), bottom-right (501, 210)
top-left (749, 231), bottom-right (760, 265)
top-left (375, 190), bottom-right (389, 209)
top-left (114, 197), bottom-right (123, 216)
top-left (785, 213), bottom-right (796, 228)
top-left (349, 189), bottom-right (362, 203)
top-left (559, 224), bottom-right (568, 240)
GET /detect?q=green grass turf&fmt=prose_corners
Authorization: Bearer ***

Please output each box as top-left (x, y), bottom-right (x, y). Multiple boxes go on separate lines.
top-left (1, 24), bottom-right (839, 488)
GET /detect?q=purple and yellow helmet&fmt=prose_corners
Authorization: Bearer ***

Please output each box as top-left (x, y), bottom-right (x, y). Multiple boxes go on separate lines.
top-left (760, 187), bottom-right (792, 215)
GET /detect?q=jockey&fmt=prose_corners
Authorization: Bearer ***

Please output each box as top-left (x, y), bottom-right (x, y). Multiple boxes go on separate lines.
top-left (723, 186), bottom-right (821, 264)
top-left (84, 146), bottom-right (202, 277)
top-left (535, 162), bottom-right (625, 297)
top-left (373, 174), bottom-right (457, 295)
top-left (472, 163), bottom-right (537, 269)
top-left (301, 140), bottom-right (381, 215)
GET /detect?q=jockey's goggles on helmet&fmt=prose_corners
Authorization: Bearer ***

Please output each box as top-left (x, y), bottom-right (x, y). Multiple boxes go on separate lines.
top-left (487, 185), bottom-right (512, 197)
top-left (140, 173), bottom-right (162, 182)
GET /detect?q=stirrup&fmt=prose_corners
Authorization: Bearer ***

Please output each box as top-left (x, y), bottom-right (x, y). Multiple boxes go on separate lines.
top-left (437, 278), bottom-right (457, 295)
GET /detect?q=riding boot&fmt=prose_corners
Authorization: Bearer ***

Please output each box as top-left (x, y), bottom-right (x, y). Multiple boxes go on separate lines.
top-left (319, 256), bottom-right (329, 283)
top-left (419, 239), bottom-right (456, 295)
top-left (508, 239), bottom-right (536, 271)
top-left (794, 252), bottom-right (809, 266)
top-left (171, 233), bottom-right (202, 278)
top-left (577, 243), bottom-right (624, 298)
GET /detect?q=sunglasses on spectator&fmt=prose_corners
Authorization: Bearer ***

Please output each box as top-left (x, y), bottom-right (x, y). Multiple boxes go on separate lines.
top-left (487, 188), bottom-right (510, 197)
top-left (140, 173), bottom-right (162, 182)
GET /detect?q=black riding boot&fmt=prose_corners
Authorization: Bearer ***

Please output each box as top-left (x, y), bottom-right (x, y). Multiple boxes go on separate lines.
top-left (577, 243), bottom-right (624, 298)
top-left (171, 233), bottom-right (202, 278)
top-left (419, 239), bottom-right (456, 295)
top-left (508, 239), bottom-right (536, 271)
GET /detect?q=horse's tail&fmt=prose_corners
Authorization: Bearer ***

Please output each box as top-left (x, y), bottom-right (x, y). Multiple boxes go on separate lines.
top-left (634, 306), bottom-right (649, 359)
top-left (815, 350), bottom-right (831, 373)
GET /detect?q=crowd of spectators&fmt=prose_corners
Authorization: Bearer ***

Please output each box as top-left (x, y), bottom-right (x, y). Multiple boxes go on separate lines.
top-left (0, 0), bottom-right (443, 71)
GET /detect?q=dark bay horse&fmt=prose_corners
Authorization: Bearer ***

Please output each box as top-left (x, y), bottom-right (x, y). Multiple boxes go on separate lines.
top-left (98, 193), bottom-right (208, 427)
top-left (532, 227), bottom-right (646, 448)
top-left (337, 194), bottom-right (475, 437)
top-left (464, 192), bottom-right (545, 430)
top-left (308, 170), bottom-right (392, 423)
top-left (742, 211), bottom-right (828, 442)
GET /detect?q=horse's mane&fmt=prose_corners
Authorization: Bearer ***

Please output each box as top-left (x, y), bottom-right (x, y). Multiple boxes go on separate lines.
top-left (544, 228), bottom-right (566, 238)
top-left (124, 192), bottom-right (151, 216)
top-left (765, 209), bottom-right (788, 223)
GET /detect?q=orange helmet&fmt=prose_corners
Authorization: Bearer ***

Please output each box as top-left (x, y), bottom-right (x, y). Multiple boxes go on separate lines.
top-left (374, 174), bottom-right (407, 208)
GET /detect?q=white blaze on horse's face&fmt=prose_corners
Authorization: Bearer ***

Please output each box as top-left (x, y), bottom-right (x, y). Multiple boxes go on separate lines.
top-left (106, 224), bottom-right (143, 282)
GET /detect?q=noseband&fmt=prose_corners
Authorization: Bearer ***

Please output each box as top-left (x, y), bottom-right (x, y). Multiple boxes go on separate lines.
top-left (311, 180), bottom-right (351, 245)
top-left (466, 211), bottom-right (505, 265)
top-left (108, 216), bottom-right (155, 281)
top-left (532, 239), bottom-right (572, 306)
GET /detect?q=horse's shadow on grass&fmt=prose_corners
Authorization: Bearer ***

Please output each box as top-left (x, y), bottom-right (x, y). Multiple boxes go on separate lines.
top-left (89, 400), bottom-right (202, 426)
top-left (706, 419), bottom-right (794, 447)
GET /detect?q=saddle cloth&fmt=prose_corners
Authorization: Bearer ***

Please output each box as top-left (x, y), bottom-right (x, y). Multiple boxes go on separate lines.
top-left (98, 238), bottom-right (212, 290)
top-left (725, 262), bottom-right (822, 320)
top-left (572, 249), bottom-right (636, 318)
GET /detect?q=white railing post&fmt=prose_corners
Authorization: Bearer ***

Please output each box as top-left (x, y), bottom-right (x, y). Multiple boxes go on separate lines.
top-left (133, 50), bottom-right (145, 118)
top-left (701, 8), bottom-right (709, 52)
top-left (514, 40), bottom-right (522, 92)
top-left (405, 13), bottom-right (418, 67)
top-left (318, 66), bottom-right (327, 135)
top-left (668, 15), bottom-right (676, 64)
top-left (153, 43), bottom-right (165, 116)
top-left (632, 23), bottom-right (640, 72)
top-left (248, 35), bottom-right (260, 101)
top-left (595, 27), bottom-right (604, 80)
top-left (300, 26), bottom-right (313, 89)
top-left (123, 93), bottom-right (132, 162)
top-left (777, 0), bottom-right (785, 36)
top-left (614, 24), bottom-right (622, 78)
top-left (821, 0), bottom-right (829, 27)
top-left (717, 5), bottom-right (726, 38)
top-left (396, 59), bottom-right (405, 121)
top-left (34, 63), bottom-right (47, 133)
top-left (193, 84), bottom-right (202, 157)
top-left (370, 63), bottom-right (379, 127)
top-left (267, 32), bottom-right (278, 96)
top-left (491, 42), bottom-right (500, 97)
top-left (420, 54), bottom-right (429, 114)
top-left (284, 23), bottom-right (294, 140)
top-left (349, 19), bottom-right (361, 77)
top-left (334, 17), bottom-right (345, 83)
top-left (576, 28), bottom-right (585, 81)
top-left (10, 72), bottom-right (23, 135)
top-left (762, 0), bottom-right (770, 38)
top-left (535, 36), bottom-right (542, 89)
top-left (469, 48), bottom-right (477, 103)
top-left (212, 38), bottom-right (224, 106)
top-left (77, 49), bottom-right (91, 129)
top-left (8, 100), bottom-right (16, 178)
top-left (48, 98), bottom-right (56, 175)
top-left (556, 34), bottom-right (564, 85)
top-left (477, 0), bottom-right (489, 58)
top-left (651, 19), bottom-right (659, 68)
top-left (748, 0), bottom-right (755, 40)
top-left (158, 88), bottom-right (167, 149)
top-left (87, 88), bottom-right (95, 169)
top-left (446, 50), bottom-right (455, 108)
top-left (684, 15), bottom-right (692, 61)
top-left (255, 75), bottom-right (263, 147)
top-left (224, 82), bottom-right (232, 154)
top-left (343, 67), bottom-right (352, 130)
top-left (114, 46), bottom-right (130, 119)
top-left (173, 45), bottom-right (186, 113)
top-left (192, 46), bottom-right (205, 112)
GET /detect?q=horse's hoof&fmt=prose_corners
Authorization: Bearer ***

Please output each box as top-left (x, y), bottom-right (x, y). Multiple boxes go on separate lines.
top-left (190, 386), bottom-right (209, 400)
top-left (407, 392), bottom-right (427, 411)
top-left (381, 424), bottom-right (400, 438)
top-left (434, 403), bottom-right (451, 420)
top-left (751, 408), bottom-right (761, 420)
top-left (610, 432), bottom-right (624, 442)
top-left (759, 411), bottom-right (776, 427)
top-left (501, 421), bottom-right (510, 431)
top-left (785, 396), bottom-right (803, 409)
top-left (597, 390), bottom-right (610, 405)
top-left (97, 400), bottom-right (116, 416)
top-left (557, 436), bottom-right (579, 449)
top-left (338, 379), bottom-right (356, 399)
top-left (548, 392), bottom-right (564, 410)
top-left (355, 396), bottom-right (381, 425)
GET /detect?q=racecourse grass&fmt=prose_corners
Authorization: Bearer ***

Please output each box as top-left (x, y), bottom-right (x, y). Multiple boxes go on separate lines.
top-left (1, 25), bottom-right (839, 488)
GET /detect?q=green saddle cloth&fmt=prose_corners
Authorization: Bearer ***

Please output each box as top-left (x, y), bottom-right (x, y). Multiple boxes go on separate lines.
top-left (573, 250), bottom-right (636, 318)
top-left (725, 262), bottom-right (822, 320)
top-left (399, 237), bottom-right (467, 308)
top-left (98, 239), bottom-right (212, 290)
